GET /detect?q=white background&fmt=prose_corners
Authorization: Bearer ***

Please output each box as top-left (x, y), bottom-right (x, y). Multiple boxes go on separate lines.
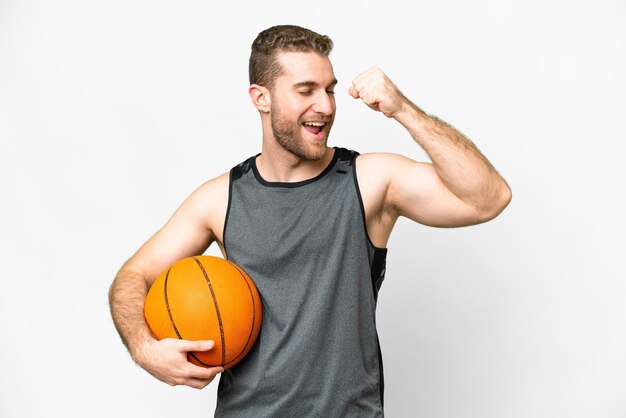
top-left (1, 0), bottom-right (625, 417)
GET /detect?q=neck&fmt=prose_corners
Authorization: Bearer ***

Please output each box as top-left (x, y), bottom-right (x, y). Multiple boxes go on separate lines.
top-left (256, 140), bottom-right (335, 183)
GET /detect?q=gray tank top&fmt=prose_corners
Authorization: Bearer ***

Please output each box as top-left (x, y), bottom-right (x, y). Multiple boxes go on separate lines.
top-left (216, 147), bottom-right (387, 417)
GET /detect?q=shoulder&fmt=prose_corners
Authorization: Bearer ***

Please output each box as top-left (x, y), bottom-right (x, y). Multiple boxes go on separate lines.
top-left (169, 171), bottom-right (230, 245)
top-left (355, 152), bottom-right (431, 189)
top-left (171, 171), bottom-right (230, 229)
top-left (188, 171), bottom-right (230, 214)
top-left (355, 152), bottom-right (438, 219)
top-left (356, 152), bottom-right (436, 185)
top-left (356, 152), bottom-right (397, 170)
top-left (356, 151), bottom-right (426, 170)
top-left (197, 171), bottom-right (230, 195)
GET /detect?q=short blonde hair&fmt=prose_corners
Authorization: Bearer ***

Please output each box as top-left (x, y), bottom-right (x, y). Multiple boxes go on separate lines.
top-left (249, 25), bottom-right (333, 88)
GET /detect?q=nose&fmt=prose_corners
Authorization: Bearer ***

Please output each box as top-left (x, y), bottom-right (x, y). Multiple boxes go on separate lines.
top-left (312, 91), bottom-right (335, 116)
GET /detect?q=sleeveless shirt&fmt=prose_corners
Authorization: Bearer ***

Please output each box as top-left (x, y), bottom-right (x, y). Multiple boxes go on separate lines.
top-left (215, 147), bottom-right (387, 417)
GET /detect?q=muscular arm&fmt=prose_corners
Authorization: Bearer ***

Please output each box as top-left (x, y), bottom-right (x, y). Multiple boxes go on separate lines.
top-left (350, 68), bottom-right (511, 243)
top-left (390, 100), bottom-right (511, 223)
top-left (108, 172), bottom-right (229, 388)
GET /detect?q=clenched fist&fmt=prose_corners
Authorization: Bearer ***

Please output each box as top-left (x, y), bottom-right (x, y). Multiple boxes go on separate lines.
top-left (348, 67), bottom-right (407, 119)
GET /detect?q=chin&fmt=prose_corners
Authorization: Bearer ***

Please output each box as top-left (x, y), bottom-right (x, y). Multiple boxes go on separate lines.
top-left (272, 122), bottom-right (334, 161)
top-left (305, 140), bottom-right (330, 161)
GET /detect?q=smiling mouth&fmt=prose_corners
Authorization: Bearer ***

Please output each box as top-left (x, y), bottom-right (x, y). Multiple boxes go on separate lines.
top-left (302, 121), bottom-right (326, 135)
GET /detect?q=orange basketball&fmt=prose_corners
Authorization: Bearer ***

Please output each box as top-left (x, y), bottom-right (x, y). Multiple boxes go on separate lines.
top-left (144, 255), bottom-right (262, 369)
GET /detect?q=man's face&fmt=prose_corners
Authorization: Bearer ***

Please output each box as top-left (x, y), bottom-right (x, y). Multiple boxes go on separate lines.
top-left (269, 51), bottom-right (337, 160)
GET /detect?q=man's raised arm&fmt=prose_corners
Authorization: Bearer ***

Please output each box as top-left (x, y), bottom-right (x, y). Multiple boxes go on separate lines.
top-left (350, 67), bottom-right (511, 228)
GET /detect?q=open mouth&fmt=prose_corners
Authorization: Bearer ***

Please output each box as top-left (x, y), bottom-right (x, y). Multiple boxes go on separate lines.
top-left (302, 121), bottom-right (326, 136)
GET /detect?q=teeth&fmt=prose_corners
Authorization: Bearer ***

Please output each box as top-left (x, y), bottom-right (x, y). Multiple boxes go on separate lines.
top-left (303, 122), bottom-right (325, 127)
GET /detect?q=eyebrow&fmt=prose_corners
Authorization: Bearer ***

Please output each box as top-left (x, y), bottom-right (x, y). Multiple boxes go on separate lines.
top-left (292, 79), bottom-right (338, 89)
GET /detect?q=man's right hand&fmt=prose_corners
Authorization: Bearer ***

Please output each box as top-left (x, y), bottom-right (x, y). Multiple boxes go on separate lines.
top-left (134, 338), bottom-right (224, 389)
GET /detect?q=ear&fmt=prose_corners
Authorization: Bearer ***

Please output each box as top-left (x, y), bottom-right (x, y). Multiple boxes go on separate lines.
top-left (249, 84), bottom-right (271, 113)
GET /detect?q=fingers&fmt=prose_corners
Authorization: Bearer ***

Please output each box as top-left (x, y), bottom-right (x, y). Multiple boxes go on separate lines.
top-left (349, 67), bottom-right (404, 118)
top-left (348, 84), bottom-right (360, 99)
top-left (352, 67), bottom-right (382, 86)
top-left (350, 67), bottom-right (384, 98)
top-left (167, 339), bottom-right (225, 389)
top-left (185, 378), bottom-right (214, 390)
top-left (348, 68), bottom-right (377, 100)
top-left (138, 338), bottom-right (224, 390)
top-left (348, 67), bottom-right (384, 112)
top-left (171, 364), bottom-right (225, 390)
top-left (174, 339), bottom-right (216, 352)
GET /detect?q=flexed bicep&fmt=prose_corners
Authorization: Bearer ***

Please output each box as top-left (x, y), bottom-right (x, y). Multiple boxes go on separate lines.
top-left (357, 153), bottom-right (486, 230)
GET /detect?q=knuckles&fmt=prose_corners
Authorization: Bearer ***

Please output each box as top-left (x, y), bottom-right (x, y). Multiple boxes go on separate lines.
top-left (140, 340), bottom-right (223, 390)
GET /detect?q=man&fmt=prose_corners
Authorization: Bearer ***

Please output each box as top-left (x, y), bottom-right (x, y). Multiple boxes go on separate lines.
top-left (109, 25), bottom-right (511, 417)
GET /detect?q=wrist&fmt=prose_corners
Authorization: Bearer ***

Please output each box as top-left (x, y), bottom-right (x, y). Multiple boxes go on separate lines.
top-left (393, 98), bottom-right (426, 127)
top-left (129, 331), bottom-right (156, 365)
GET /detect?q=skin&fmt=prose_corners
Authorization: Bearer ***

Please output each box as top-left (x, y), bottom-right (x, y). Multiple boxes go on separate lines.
top-left (109, 50), bottom-right (512, 389)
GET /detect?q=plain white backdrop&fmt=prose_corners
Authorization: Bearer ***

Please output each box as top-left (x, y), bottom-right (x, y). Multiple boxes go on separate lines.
top-left (1, 0), bottom-right (625, 417)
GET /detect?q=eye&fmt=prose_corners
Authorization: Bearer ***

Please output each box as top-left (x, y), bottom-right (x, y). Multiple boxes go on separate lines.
top-left (326, 90), bottom-right (336, 95)
top-left (299, 90), bottom-right (313, 96)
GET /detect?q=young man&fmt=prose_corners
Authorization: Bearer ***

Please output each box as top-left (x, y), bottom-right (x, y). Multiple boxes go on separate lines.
top-left (109, 25), bottom-right (511, 416)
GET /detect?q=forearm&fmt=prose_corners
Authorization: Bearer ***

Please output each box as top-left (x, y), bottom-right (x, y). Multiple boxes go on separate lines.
top-left (394, 99), bottom-right (511, 216)
top-left (108, 266), bottom-right (154, 360)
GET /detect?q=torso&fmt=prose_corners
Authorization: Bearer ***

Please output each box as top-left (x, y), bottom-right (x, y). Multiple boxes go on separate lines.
top-left (206, 148), bottom-right (396, 254)
top-left (213, 147), bottom-right (386, 416)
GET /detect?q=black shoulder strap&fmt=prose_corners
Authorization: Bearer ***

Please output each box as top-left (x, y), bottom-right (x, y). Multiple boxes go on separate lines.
top-left (334, 147), bottom-right (359, 167)
top-left (230, 155), bottom-right (256, 182)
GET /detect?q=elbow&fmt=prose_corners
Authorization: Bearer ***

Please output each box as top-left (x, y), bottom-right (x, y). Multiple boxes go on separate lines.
top-left (477, 183), bottom-right (512, 223)
top-left (108, 274), bottom-right (122, 311)
top-left (108, 264), bottom-right (147, 307)
top-left (494, 183), bottom-right (513, 218)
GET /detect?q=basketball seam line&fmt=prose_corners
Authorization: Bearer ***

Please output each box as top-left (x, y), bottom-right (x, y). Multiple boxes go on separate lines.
top-left (223, 262), bottom-right (257, 366)
top-left (164, 268), bottom-right (183, 340)
top-left (193, 256), bottom-right (226, 366)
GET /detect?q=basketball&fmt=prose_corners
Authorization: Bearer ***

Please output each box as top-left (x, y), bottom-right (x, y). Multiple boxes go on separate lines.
top-left (144, 255), bottom-right (262, 369)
